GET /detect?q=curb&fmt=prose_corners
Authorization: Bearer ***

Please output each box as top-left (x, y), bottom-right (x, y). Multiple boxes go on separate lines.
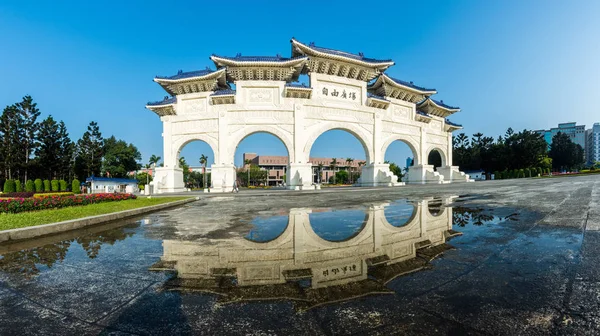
top-left (0, 198), bottom-right (197, 243)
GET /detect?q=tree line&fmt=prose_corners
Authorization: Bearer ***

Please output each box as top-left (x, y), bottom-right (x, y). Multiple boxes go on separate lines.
top-left (453, 127), bottom-right (586, 177)
top-left (0, 96), bottom-right (142, 189)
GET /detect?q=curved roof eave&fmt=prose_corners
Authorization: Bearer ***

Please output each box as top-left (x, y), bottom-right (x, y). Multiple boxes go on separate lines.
top-left (291, 39), bottom-right (394, 69)
top-left (153, 68), bottom-right (226, 83)
top-left (210, 55), bottom-right (308, 68)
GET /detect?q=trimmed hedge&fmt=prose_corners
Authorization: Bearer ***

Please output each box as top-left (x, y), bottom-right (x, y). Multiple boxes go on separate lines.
top-left (3, 180), bottom-right (15, 193)
top-left (15, 180), bottom-right (22, 192)
top-left (0, 192), bottom-right (35, 198)
top-left (25, 180), bottom-right (35, 192)
top-left (33, 192), bottom-right (74, 199)
top-left (59, 180), bottom-right (67, 192)
top-left (51, 179), bottom-right (59, 192)
top-left (34, 179), bottom-right (43, 192)
top-left (524, 168), bottom-right (531, 178)
top-left (72, 179), bottom-right (81, 194)
top-left (43, 180), bottom-right (51, 192)
top-left (0, 193), bottom-right (137, 214)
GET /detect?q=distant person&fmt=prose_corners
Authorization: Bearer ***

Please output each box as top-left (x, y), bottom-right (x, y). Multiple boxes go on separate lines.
top-left (232, 180), bottom-right (239, 193)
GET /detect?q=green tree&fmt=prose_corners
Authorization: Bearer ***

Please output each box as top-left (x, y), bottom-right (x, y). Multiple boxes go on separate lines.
top-left (101, 136), bottom-right (141, 178)
top-left (330, 158), bottom-right (338, 184)
top-left (3, 179), bottom-right (15, 193)
top-left (57, 121), bottom-right (74, 181)
top-left (179, 157), bottom-right (190, 185)
top-left (36, 115), bottom-right (61, 179)
top-left (200, 154), bottom-right (209, 189)
top-left (549, 132), bottom-right (585, 171)
top-left (72, 179), bottom-right (81, 193)
top-left (244, 158), bottom-right (252, 186)
top-left (16, 95), bottom-right (41, 182)
top-left (388, 162), bottom-right (403, 181)
top-left (25, 179), bottom-right (35, 192)
top-left (51, 179), bottom-right (59, 191)
top-left (331, 170), bottom-right (349, 184)
top-left (345, 158), bottom-right (354, 183)
top-left (15, 180), bottom-right (22, 192)
top-left (74, 121), bottom-right (104, 178)
top-left (34, 178), bottom-right (43, 192)
top-left (59, 180), bottom-right (67, 191)
top-left (0, 104), bottom-right (21, 179)
top-left (43, 179), bottom-right (51, 192)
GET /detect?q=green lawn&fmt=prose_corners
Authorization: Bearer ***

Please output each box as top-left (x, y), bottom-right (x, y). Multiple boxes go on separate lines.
top-left (0, 197), bottom-right (192, 231)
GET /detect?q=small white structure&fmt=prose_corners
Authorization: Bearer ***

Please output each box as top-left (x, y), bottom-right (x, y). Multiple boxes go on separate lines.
top-left (86, 177), bottom-right (139, 194)
top-left (147, 38), bottom-right (471, 193)
top-left (464, 170), bottom-right (485, 181)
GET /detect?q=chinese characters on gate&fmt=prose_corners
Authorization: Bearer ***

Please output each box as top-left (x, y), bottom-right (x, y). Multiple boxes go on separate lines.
top-left (321, 87), bottom-right (357, 101)
top-left (322, 264), bottom-right (358, 277)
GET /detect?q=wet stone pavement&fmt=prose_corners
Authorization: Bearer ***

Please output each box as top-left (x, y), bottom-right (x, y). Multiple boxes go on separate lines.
top-left (0, 175), bottom-right (599, 335)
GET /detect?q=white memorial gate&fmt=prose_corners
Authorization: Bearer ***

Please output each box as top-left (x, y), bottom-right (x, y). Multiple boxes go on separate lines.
top-left (147, 39), bottom-right (470, 193)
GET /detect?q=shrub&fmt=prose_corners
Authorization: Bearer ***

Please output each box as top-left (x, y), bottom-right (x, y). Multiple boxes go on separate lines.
top-left (51, 179), bottom-right (59, 192)
top-left (0, 193), bottom-right (137, 214)
top-left (524, 168), bottom-right (531, 178)
top-left (0, 191), bottom-right (35, 198)
top-left (3, 180), bottom-right (15, 193)
top-left (59, 180), bottom-right (67, 191)
top-left (493, 171), bottom-right (500, 180)
top-left (43, 180), bottom-right (51, 192)
top-left (537, 167), bottom-right (543, 176)
top-left (25, 180), bottom-right (35, 192)
top-left (72, 179), bottom-right (81, 194)
top-left (518, 169), bottom-right (525, 178)
top-left (33, 192), bottom-right (74, 199)
top-left (34, 179), bottom-right (43, 192)
top-left (15, 180), bottom-right (22, 192)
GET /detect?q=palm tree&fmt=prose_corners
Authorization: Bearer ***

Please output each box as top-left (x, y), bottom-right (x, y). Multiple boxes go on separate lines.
top-left (199, 154), bottom-right (208, 189)
top-left (244, 159), bottom-right (252, 187)
top-left (330, 158), bottom-right (338, 184)
top-left (345, 158), bottom-right (354, 184)
top-left (317, 163), bottom-right (324, 184)
top-left (147, 154), bottom-right (161, 186)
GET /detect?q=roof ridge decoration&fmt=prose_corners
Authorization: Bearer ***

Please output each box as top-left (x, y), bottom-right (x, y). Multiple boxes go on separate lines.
top-left (290, 38), bottom-right (394, 81)
top-left (153, 68), bottom-right (229, 96)
top-left (367, 74), bottom-right (436, 104)
top-left (417, 98), bottom-right (460, 118)
top-left (210, 54), bottom-right (308, 82)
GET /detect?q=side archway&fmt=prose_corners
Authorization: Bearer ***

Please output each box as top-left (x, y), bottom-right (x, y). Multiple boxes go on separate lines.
top-left (381, 135), bottom-right (420, 166)
top-left (171, 135), bottom-right (219, 168)
top-left (426, 147), bottom-right (447, 169)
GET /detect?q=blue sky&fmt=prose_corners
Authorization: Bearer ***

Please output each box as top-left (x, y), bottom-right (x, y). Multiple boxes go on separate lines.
top-left (1, 1), bottom-right (599, 168)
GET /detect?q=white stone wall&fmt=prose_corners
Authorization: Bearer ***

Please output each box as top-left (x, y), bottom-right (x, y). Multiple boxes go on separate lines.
top-left (153, 75), bottom-right (469, 193)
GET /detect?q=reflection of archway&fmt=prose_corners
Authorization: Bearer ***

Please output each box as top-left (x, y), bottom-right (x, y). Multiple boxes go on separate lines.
top-left (244, 215), bottom-right (289, 243)
top-left (427, 198), bottom-right (445, 217)
top-left (427, 147), bottom-right (445, 170)
top-left (383, 200), bottom-right (417, 227)
top-left (304, 123), bottom-right (373, 164)
top-left (309, 210), bottom-right (368, 242)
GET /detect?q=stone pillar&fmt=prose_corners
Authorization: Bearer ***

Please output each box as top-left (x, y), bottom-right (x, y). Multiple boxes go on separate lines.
top-left (153, 167), bottom-right (185, 193)
top-left (288, 103), bottom-right (314, 190)
top-left (358, 163), bottom-right (401, 186)
top-left (287, 163), bottom-right (314, 190)
top-left (210, 164), bottom-right (236, 193)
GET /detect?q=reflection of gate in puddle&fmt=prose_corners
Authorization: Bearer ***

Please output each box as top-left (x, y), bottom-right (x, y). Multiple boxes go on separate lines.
top-left (152, 197), bottom-right (461, 310)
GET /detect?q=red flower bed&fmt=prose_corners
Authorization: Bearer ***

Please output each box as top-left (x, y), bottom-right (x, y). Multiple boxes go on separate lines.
top-left (0, 193), bottom-right (137, 214)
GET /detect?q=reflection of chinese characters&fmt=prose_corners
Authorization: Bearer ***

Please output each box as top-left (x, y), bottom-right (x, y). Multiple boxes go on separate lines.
top-left (322, 87), bottom-right (357, 101)
top-left (322, 264), bottom-right (358, 277)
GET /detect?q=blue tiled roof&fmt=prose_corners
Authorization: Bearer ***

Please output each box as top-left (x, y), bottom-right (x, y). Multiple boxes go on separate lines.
top-left (212, 54), bottom-right (306, 62)
top-left (285, 83), bottom-right (311, 88)
top-left (211, 89), bottom-right (236, 96)
top-left (387, 76), bottom-right (435, 92)
top-left (86, 177), bottom-right (138, 183)
top-left (367, 92), bottom-right (389, 101)
top-left (432, 99), bottom-right (459, 110)
top-left (445, 119), bottom-right (462, 127)
top-left (416, 110), bottom-right (432, 117)
top-left (147, 96), bottom-right (176, 106)
top-left (155, 69), bottom-right (218, 80)
top-left (293, 39), bottom-right (392, 64)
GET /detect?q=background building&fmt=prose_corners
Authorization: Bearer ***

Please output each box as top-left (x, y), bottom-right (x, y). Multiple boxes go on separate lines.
top-left (536, 122), bottom-right (587, 157)
top-left (242, 153), bottom-right (366, 185)
top-left (588, 123), bottom-right (600, 165)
